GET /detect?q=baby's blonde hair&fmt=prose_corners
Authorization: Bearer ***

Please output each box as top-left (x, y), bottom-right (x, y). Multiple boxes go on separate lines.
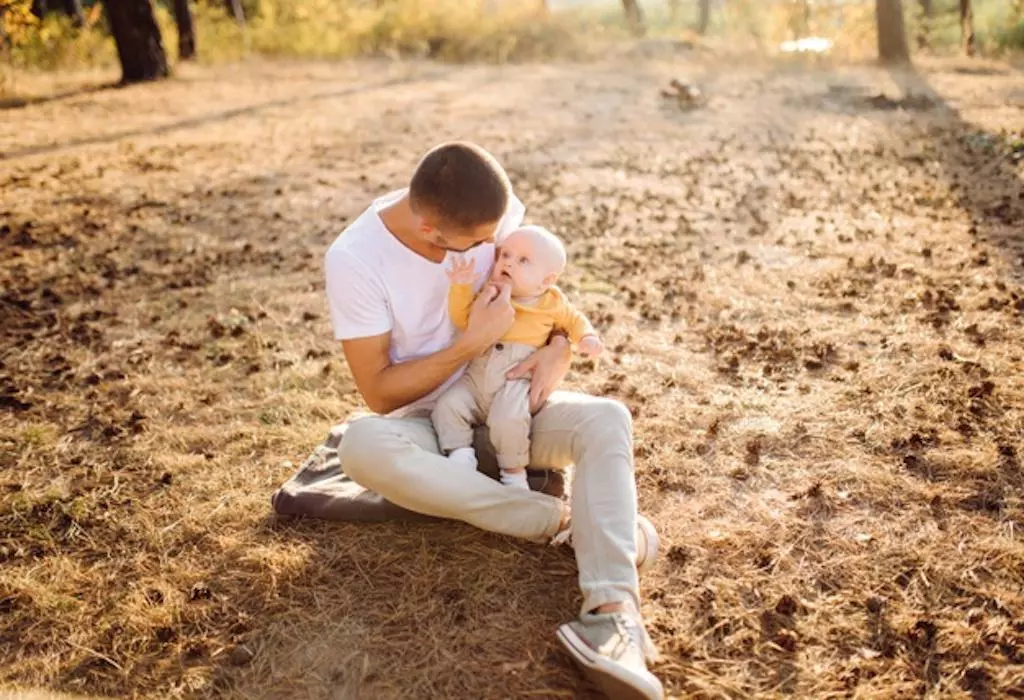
top-left (508, 225), bottom-right (567, 274)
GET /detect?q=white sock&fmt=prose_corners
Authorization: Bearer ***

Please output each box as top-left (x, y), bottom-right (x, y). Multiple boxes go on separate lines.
top-left (448, 447), bottom-right (478, 472)
top-left (500, 469), bottom-right (529, 490)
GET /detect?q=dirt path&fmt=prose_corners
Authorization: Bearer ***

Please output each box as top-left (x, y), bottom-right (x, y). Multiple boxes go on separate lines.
top-left (1, 52), bottom-right (1022, 699)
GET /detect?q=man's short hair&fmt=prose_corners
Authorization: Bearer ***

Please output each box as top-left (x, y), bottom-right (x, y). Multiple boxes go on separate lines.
top-left (409, 142), bottom-right (510, 230)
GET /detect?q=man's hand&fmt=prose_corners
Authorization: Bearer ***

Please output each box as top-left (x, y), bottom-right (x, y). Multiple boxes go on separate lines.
top-left (459, 282), bottom-right (515, 355)
top-left (446, 255), bottom-right (477, 285)
top-left (506, 334), bottom-right (572, 413)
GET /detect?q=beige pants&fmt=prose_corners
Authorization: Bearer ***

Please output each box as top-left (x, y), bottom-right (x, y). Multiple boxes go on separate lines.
top-left (338, 390), bottom-right (640, 614)
top-left (432, 342), bottom-right (536, 471)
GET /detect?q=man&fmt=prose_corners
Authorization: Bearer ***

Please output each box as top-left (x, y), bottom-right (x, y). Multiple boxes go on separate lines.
top-left (273, 141), bottom-right (664, 700)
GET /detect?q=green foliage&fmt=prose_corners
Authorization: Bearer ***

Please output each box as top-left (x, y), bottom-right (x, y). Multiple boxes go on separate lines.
top-left (992, 8), bottom-right (1024, 51)
top-left (4, 12), bottom-right (117, 70)
top-left (1, 0), bottom-right (1020, 78)
top-left (716, 0), bottom-right (1023, 57)
top-left (1, 0), bottom-right (601, 72)
top-left (903, 0), bottom-right (1021, 54)
top-left (1, 0), bottom-right (39, 47)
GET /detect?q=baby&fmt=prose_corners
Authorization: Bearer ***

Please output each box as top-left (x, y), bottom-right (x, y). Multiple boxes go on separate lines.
top-left (432, 225), bottom-right (603, 489)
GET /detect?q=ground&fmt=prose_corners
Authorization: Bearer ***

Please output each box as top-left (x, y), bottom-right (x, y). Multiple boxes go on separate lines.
top-left (1, 48), bottom-right (1023, 699)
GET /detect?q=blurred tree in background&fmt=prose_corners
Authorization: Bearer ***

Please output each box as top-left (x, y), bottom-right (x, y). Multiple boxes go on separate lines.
top-left (172, 0), bottom-right (194, 59)
top-left (104, 0), bottom-right (168, 81)
top-left (959, 0), bottom-right (974, 55)
top-left (2, 0), bottom-right (1022, 93)
top-left (876, 0), bottom-right (910, 62)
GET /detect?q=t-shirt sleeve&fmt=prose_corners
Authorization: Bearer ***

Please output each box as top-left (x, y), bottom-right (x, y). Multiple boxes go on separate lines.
top-left (324, 248), bottom-right (392, 341)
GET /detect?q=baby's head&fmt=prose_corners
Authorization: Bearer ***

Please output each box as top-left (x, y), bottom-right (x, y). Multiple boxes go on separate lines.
top-left (491, 225), bottom-right (567, 298)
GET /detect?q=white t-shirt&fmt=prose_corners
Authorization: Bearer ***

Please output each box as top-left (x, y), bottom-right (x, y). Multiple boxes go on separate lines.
top-left (324, 188), bottom-right (526, 418)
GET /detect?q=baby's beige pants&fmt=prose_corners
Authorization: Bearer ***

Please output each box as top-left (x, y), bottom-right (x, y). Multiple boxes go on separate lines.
top-left (432, 341), bottom-right (536, 470)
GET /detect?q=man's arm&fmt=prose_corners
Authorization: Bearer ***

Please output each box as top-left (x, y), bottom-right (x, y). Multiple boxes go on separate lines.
top-left (342, 332), bottom-right (478, 414)
top-left (342, 283), bottom-right (515, 415)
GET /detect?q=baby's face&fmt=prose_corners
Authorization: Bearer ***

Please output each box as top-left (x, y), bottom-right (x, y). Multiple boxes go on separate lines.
top-left (491, 229), bottom-right (559, 298)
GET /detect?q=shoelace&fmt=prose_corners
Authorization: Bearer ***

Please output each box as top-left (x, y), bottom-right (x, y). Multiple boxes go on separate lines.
top-left (550, 521), bottom-right (573, 547)
top-left (611, 612), bottom-right (660, 664)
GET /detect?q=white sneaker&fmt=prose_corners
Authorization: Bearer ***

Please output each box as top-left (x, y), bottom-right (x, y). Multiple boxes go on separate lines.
top-left (550, 514), bottom-right (661, 575)
top-left (557, 607), bottom-right (664, 700)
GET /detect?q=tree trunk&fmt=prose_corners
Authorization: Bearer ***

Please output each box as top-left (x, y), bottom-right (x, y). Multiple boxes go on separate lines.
top-left (63, 0), bottom-right (84, 26)
top-left (875, 0), bottom-right (910, 64)
top-left (696, 0), bottom-right (710, 34)
top-left (224, 0), bottom-right (245, 26)
top-left (103, 0), bottom-right (169, 83)
top-left (666, 0), bottom-right (680, 22)
top-left (959, 0), bottom-right (974, 56)
top-left (621, 0), bottom-right (645, 36)
top-left (786, 0), bottom-right (811, 39)
top-left (916, 0), bottom-right (931, 48)
top-left (173, 0), bottom-right (195, 60)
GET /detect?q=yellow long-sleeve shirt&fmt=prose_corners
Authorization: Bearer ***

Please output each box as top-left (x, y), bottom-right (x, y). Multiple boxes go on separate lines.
top-left (448, 283), bottom-right (596, 348)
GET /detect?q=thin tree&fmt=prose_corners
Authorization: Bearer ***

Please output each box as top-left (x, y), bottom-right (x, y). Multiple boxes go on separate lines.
top-left (30, 0), bottom-right (83, 26)
top-left (786, 0), bottom-right (812, 39)
top-left (959, 0), bottom-right (974, 56)
top-left (666, 0), bottom-right (680, 22)
top-left (621, 0), bottom-right (645, 36)
top-left (696, 0), bottom-right (710, 34)
top-left (103, 0), bottom-right (169, 83)
top-left (224, 0), bottom-right (244, 26)
top-left (63, 0), bottom-right (84, 26)
top-left (916, 0), bottom-right (931, 48)
top-left (876, 0), bottom-right (910, 64)
top-left (172, 0), bottom-right (195, 60)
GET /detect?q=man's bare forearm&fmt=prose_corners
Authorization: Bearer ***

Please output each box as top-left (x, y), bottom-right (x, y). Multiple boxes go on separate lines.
top-left (370, 338), bottom-right (478, 414)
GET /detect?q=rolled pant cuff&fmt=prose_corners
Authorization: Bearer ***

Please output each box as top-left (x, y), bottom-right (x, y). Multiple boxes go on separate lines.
top-left (528, 499), bottom-right (568, 544)
top-left (497, 451), bottom-right (530, 471)
top-left (437, 431), bottom-right (474, 455)
top-left (580, 585), bottom-right (641, 617)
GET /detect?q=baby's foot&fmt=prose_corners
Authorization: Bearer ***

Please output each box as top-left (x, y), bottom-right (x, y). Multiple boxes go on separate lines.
top-left (500, 469), bottom-right (529, 490)
top-left (449, 447), bottom-right (478, 472)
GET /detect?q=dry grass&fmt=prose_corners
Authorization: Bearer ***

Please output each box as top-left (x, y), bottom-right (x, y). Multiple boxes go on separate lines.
top-left (1, 52), bottom-right (1023, 699)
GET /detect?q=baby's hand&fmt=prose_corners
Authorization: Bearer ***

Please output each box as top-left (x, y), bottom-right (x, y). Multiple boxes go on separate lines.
top-left (447, 256), bottom-right (477, 285)
top-left (578, 335), bottom-right (604, 358)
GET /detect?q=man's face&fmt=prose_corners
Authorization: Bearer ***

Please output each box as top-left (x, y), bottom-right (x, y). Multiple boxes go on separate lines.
top-left (421, 216), bottom-right (499, 253)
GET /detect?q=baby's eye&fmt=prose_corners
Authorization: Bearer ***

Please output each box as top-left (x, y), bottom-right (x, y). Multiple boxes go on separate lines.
top-left (519, 256), bottom-right (529, 264)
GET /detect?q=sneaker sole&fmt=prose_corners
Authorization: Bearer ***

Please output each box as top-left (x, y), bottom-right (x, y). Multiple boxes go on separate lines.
top-left (636, 514), bottom-right (660, 576)
top-left (556, 624), bottom-right (665, 700)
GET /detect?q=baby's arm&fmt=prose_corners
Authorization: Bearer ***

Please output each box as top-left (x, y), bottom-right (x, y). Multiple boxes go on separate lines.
top-left (557, 298), bottom-right (603, 358)
top-left (447, 257), bottom-right (478, 331)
